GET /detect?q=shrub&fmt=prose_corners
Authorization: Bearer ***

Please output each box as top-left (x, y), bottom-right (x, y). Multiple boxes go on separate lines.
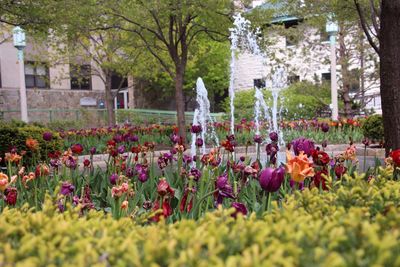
top-left (1, 174), bottom-right (400, 266)
top-left (362, 114), bottom-right (384, 142)
top-left (0, 121), bottom-right (62, 166)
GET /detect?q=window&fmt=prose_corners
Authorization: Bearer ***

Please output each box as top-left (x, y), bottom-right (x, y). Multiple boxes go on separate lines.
top-left (288, 75), bottom-right (300, 84)
top-left (70, 64), bottom-right (91, 90)
top-left (111, 72), bottom-right (128, 89)
top-left (253, 79), bottom-right (266, 89)
top-left (25, 62), bottom-right (49, 88)
top-left (321, 73), bottom-right (331, 82)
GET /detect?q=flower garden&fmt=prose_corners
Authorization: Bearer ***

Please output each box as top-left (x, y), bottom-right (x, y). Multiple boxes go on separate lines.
top-left (0, 117), bottom-right (400, 266)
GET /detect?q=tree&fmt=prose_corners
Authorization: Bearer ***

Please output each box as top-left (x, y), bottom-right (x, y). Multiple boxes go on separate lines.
top-left (258, 0), bottom-right (379, 117)
top-left (101, 0), bottom-right (235, 140)
top-left (354, 0), bottom-right (400, 153)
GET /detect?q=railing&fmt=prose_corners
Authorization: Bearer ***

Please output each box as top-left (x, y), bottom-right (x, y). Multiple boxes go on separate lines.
top-left (0, 108), bottom-right (225, 125)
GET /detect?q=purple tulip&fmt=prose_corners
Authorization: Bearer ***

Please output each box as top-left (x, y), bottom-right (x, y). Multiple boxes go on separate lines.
top-left (253, 134), bottom-right (263, 144)
top-left (291, 137), bottom-right (315, 157)
top-left (183, 155), bottom-right (193, 164)
top-left (60, 182), bottom-right (75, 196)
top-left (191, 124), bottom-right (202, 134)
top-left (231, 202), bottom-right (248, 218)
top-left (125, 167), bottom-right (134, 178)
top-left (240, 156), bottom-right (246, 162)
top-left (189, 167), bottom-right (202, 181)
top-left (113, 134), bottom-right (123, 143)
top-left (109, 173), bottom-right (118, 185)
top-left (195, 138), bottom-right (204, 147)
top-left (259, 167), bottom-right (285, 192)
top-left (43, 132), bottom-right (53, 141)
top-left (215, 173), bottom-right (235, 204)
top-left (269, 132), bottom-right (278, 142)
top-left (320, 123), bottom-right (330, 133)
top-left (128, 135), bottom-right (139, 143)
top-left (89, 147), bottom-right (97, 155)
top-left (170, 133), bottom-right (180, 144)
top-left (117, 145), bottom-right (125, 154)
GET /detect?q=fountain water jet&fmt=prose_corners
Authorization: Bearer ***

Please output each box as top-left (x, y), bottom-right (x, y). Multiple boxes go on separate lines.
top-left (190, 78), bottom-right (220, 160)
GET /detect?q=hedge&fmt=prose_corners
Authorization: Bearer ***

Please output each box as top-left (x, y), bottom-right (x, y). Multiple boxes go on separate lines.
top-left (0, 121), bottom-right (62, 166)
top-left (1, 171), bottom-right (400, 266)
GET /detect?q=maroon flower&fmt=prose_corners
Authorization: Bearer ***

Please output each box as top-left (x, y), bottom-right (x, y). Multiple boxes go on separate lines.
top-left (231, 202), bottom-right (248, 218)
top-left (311, 150), bottom-right (330, 166)
top-left (71, 144), bottom-right (84, 155)
top-left (259, 167), bottom-right (285, 192)
top-left (390, 149), bottom-right (400, 166)
top-left (191, 124), bottom-right (202, 134)
top-left (4, 187), bottom-right (17, 206)
top-left (253, 134), bottom-right (263, 144)
top-left (83, 159), bottom-right (91, 168)
top-left (320, 123), bottom-right (330, 133)
top-left (313, 169), bottom-right (329, 190)
top-left (334, 165), bottom-right (347, 179)
top-left (269, 132), bottom-right (279, 142)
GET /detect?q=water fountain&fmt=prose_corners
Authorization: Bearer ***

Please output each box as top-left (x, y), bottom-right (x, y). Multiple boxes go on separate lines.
top-left (229, 14), bottom-right (263, 135)
top-left (190, 78), bottom-right (220, 160)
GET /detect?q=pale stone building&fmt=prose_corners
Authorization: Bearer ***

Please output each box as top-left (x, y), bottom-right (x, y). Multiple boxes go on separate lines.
top-left (0, 28), bottom-right (134, 122)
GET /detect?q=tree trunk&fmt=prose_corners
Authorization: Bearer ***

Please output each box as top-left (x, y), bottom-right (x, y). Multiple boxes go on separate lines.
top-left (380, 0), bottom-right (400, 154)
top-left (175, 66), bottom-right (186, 142)
top-left (338, 27), bottom-right (352, 117)
top-left (105, 73), bottom-right (116, 126)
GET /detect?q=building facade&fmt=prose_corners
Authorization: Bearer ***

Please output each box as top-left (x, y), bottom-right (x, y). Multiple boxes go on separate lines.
top-left (234, 0), bottom-right (382, 114)
top-left (0, 29), bottom-right (134, 122)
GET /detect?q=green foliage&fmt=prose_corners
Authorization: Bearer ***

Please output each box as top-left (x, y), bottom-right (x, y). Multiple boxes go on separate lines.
top-left (0, 121), bottom-right (62, 165)
top-left (362, 114), bottom-right (384, 142)
top-left (281, 81), bottom-right (331, 120)
top-left (1, 172), bottom-right (400, 266)
top-left (223, 82), bottom-right (330, 121)
top-left (223, 89), bottom-right (272, 121)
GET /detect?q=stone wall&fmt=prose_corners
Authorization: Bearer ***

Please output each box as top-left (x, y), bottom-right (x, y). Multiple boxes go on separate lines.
top-left (1, 88), bottom-right (105, 122)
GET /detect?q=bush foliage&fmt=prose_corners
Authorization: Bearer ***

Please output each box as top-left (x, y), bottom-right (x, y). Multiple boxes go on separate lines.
top-left (1, 171), bottom-right (400, 266)
top-left (0, 121), bottom-right (62, 165)
top-left (362, 114), bottom-right (384, 142)
top-left (223, 81), bottom-right (331, 121)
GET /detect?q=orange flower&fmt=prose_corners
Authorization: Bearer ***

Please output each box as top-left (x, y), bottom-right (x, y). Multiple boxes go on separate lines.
top-left (4, 153), bottom-right (22, 164)
top-left (0, 173), bottom-right (9, 191)
top-left (285, 151), bottom-right (315, 183)
top-left (22, 172), bottom-right (36, 186)
top-left (121, 200), bottom-right (129, 210)
top-left (26, 138), bottom-right (39, 151)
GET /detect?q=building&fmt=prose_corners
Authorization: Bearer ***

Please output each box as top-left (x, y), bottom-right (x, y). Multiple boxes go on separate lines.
top-left (0, 28), bottom-right (135, 122)
top-left (233, 0), bottom-right (382, 114)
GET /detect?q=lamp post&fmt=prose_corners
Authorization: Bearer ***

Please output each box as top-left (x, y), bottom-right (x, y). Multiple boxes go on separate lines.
top-left (12, 26), bottom-right (28, 122)
top-left (326, 19), bottom-right (339, 121)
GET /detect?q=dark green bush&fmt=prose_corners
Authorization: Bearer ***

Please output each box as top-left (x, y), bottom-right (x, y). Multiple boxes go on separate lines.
top-left (362, 114), bottom-right (384, 142)
top-left (0, 121), bottom-right (62, 166)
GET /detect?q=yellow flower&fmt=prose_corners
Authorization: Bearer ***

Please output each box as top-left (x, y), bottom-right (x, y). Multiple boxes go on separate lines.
top-left (0, 173), bottom-right (9, 191)
top-left (285, 151), bottom-right (315, 183)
